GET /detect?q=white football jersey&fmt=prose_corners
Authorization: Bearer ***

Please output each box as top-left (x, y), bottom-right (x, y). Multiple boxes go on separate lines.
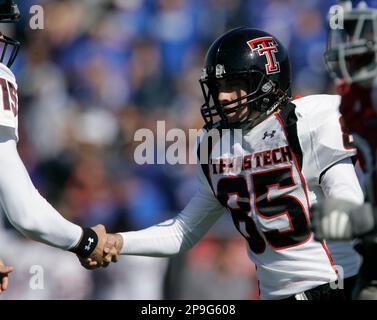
top-left (0, 63), bottom-right (18, 140)
top-left (197, 94), bottom-right (361, 299)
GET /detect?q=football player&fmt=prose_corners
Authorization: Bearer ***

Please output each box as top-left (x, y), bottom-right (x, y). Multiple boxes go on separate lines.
top-left (87, 27), bottom-right (366, 300)
top-left (313, 0), bottom-right (377, 299)
top-left (0, 0), bottom-right (117, 293)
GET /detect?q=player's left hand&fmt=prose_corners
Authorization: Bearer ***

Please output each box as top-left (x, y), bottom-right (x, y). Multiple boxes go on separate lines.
top-left (102, 233), bottom-right (123, 267)
top-left (0, 259), bottom-right (13, 293)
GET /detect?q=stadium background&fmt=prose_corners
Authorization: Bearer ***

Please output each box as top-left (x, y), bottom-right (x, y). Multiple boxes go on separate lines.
top-left (0, 0), bottom-right (373, 299)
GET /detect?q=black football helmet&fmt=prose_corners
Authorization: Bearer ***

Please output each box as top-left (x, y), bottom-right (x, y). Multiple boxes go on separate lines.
top-left (0, 0), bottom-right (20, 68)
top-left (324, 1), bottom-right (377, 84)
top-left (200, 27), bottom-right (292, 130)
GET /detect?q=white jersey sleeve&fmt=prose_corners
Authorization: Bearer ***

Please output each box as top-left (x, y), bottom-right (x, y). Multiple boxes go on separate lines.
top-left (320, 157), bottom-right (363, 277)
top-left (294, 95), bottom-right (362, 280)
top-left (0, 134), bottom-right (82, 250)
top-left (119, 165), bottom-right (225, 257)
top-left (0, 63), bottom-right (19, 141)
top-left (295, 94), bottom-right (357, 181)
top-left (320, 157), bottom-right (364, 205)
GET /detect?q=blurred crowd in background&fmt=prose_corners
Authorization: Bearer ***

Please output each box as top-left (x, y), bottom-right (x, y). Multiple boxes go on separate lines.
top-left (0, 0), bottom-right (373, 299)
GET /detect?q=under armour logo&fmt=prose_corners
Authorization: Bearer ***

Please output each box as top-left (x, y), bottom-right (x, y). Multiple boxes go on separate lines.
top-left (263, 130), bottom-right (276, 140)
top-left (85, 237), bottom-right (94, 251)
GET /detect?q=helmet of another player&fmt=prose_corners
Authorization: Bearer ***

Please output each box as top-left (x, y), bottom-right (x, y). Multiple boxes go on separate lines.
top-left (324, 1), bottom-right (377, 85)
top-left (199, 27), bottom-right (292, 130)
top-left (0, 0), bottom-right (20, 68)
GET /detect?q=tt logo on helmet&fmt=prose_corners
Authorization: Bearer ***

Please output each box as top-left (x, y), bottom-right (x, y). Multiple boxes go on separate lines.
top-left (247, 37), bottom-right (280, 75)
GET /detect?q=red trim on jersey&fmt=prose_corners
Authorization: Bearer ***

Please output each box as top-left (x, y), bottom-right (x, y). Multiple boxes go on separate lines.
top-left (275, 113), bottom-right (337, 273)
top-left (293, 95), bottom-right (302, 101)
top-left (251, 166), bottom-right (312, 250)
top-left (221, 175), bottom-right (250, 227)
top-left (255, 265), bottom-right (261, 298)
top-left (0, 78), bottom-right (9, 111)
top-left (218, 175), bottom-right (267, 255)
top-left (320, 240), bottom-right (337, 273)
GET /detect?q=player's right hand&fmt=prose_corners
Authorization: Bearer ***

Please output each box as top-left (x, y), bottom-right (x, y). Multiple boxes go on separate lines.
top-left (0, 259), bottom-right (13, 293)
top-left (74, 224), bottom-right (110, 270)
top-left (79, 233), bottom-right (123, 269)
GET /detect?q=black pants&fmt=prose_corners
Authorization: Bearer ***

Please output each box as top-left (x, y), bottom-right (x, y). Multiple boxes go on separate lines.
top-left (281, 276), bottom-right (358, 300)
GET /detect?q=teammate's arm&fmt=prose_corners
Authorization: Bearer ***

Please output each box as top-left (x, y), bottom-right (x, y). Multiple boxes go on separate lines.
top-left (0, 136), bottom-right (82, 249)
top-left (0, 130), bottom-right (111, 266)
top-left (82, 166), bottom-right (225, 266)
top-left (117, 187), bottom-right (225, 257)
top-left (320, 158), bottom-right (364, 205)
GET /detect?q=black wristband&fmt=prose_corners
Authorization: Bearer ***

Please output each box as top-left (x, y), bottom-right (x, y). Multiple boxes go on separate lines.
top-left (69, 228), bottom-right (98, 258)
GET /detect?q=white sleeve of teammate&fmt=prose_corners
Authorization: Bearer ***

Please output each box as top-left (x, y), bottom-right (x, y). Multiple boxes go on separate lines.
top-left (310, 95), bottom-right (357, 176)
top-left (320, 157), bottom-right (364, 205)
top-left (0, 137), bottom-right (82, 250)
top-left (119, 166), bottom-right (225, 257)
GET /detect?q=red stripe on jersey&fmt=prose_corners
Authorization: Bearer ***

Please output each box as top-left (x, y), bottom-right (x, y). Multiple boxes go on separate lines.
top-left (255, 280), bottom-right (261, 300)
top-left (276, 112), bottom-right (337, 274)
top-left (256, 265), bottom-right (261, 298)
top-left (320, 240), bottom-right (337, 273)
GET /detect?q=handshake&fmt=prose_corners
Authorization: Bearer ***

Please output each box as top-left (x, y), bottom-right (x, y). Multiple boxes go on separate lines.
top-left (74, 225), bottom-right (124, 270)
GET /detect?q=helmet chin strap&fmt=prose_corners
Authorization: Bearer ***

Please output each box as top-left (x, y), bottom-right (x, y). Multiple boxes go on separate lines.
top-left (225, 86), bottom-right (288, 131)
top-left (241, 86), bottom-right (290, 130)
